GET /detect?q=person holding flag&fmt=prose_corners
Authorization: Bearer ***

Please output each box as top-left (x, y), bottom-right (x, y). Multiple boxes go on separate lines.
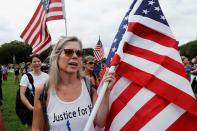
top-left (32, 36), bottom-right (115, 131)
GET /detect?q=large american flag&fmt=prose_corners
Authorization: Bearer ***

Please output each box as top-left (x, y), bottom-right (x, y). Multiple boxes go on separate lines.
top-left (105, 3), bottom-right (134, 67)
top-left (99, 2), bottom-right (135, 80)
top-left (94, 37), bottom-right (104, 62)
top-left (104, 0), bottom-right (197, 130)
top-left (20, 0), bottom-right (64, 55)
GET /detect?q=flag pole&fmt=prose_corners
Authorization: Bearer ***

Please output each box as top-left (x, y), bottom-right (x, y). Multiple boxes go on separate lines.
top-left (84, 66), bottom-right (115, 131)
top-left (61, 0), bottom-right (68, 36)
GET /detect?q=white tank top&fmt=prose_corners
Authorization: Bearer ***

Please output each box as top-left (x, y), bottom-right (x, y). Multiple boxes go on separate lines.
top-left (47, 79), bottom-right (95, 131)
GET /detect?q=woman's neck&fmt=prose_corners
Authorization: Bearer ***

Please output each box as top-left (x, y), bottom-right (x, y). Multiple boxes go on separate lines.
top-left (84, 69), bottom-right (92, 76)
top-left (32, 70), bottom-right (41, 75)
top-left (59, 71), bottom-right (79, 86)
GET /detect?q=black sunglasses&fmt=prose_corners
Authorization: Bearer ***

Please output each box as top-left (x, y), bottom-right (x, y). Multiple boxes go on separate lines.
top-left (63, 49), bottom-right (83, 57)
top-left (87, 61), bottom-right (95, 65)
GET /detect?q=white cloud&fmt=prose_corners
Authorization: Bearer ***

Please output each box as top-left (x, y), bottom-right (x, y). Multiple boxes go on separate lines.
top-left (160, 0), bottom-right (197, 45)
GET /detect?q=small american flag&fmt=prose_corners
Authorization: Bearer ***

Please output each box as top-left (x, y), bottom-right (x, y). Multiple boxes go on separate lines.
top-left (104, 0), bottom-right (197, 130)
top-left (93, 37), bottom-right (104, 62)
top-left (20, 0), bottom-right (64, 55)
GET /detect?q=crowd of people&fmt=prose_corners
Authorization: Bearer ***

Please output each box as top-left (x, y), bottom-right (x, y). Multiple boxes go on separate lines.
top-left (181, 56), bottom-right (197, 94)
top-left (0, 36), bottom-right (196, 130)
top-left (181, 56), bottom-right (197, 80)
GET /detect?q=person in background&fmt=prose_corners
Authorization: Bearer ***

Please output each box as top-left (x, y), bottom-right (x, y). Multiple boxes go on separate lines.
top-left (14, 64), bottom-right (20, 83)
top-left (32, 36), bottom-right (115, 131)
top-left (0, 65), bottom-right (4, 130)
top-left (191, 57), bottom-right (197, 75)
top-left (2, 65), bottom-right (8, 81)
top-left (190, 57), bottom-right (197, 94)
top-left (83, 55), bottom-right (100, 89)
top-left (93, 61), bottom-right (102, 80)
top-left (182, 56), bottom-right (192, 81)
top-left (0, 65), bottom-right (3, 105)
top-left (21, 62), bottom-right (31, 75)
top-left (20, 54), bottom-right (49, 129)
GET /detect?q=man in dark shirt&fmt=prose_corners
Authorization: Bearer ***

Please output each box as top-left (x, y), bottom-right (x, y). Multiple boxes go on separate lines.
top-left (0, 65), bottom-right (3, 105)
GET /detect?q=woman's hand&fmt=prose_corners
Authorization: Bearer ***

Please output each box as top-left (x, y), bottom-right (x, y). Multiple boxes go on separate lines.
top-left (102, 68), bottom-right (116, 91)
top-left (94, 68), bottom-right (116, 127)
top-left (31, 106), bottom-right (34, 111)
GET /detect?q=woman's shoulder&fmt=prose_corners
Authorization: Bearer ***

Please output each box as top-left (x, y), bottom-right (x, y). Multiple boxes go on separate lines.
top-left (41, 72), bottom-right (49, 77)
top-left (20, 73), bottom-right (29, 80)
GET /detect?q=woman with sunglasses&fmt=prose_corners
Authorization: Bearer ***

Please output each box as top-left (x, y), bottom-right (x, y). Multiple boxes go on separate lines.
top-left (83, 55), bottom-right (100, 89)
top-left (32, 36), bottom-right (115, 131)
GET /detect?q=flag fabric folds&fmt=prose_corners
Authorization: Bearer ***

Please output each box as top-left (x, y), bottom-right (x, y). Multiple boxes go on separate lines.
top-left (105, 4), bottom-right (134, 67)
top-left (94, 37), bottom-right (104, 62)
top-left (20, 0), bottom-right (64, 55)
top-left (104, 0), bottom-right (197, 130)
top-left (99, 2), bottom-right (135, 80)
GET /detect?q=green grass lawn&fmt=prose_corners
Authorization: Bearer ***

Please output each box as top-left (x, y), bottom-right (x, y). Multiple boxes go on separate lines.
top-left (0, 73), bottom-right (28, 131)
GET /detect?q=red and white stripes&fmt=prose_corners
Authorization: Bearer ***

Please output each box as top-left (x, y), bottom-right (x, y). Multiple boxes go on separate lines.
top-left (104, 0), bottom-right (197, 130)
top-left (20, 0), bottom-right (64, 55)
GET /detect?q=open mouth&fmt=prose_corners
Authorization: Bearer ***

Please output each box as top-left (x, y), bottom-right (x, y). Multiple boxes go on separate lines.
top-left (68, 62), bottom-right (78, 66)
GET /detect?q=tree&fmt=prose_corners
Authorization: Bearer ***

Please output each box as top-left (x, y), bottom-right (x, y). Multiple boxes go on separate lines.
top-left (83, 48), bottom-right (94, 58)
top-left (0, 41), bottom-right (32, 64)
top-left (39, 45), bottom-right (53, 62)
top-left (179, 40), bottom-right (197, 59)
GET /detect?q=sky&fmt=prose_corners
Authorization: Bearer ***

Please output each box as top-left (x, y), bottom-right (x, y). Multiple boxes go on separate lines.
top-left (0, 0), bottom-right (197, 56)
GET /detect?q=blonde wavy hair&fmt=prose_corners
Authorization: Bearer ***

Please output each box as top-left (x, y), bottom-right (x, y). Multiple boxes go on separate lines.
top-left (48, 36), bottom-right (83, 90)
